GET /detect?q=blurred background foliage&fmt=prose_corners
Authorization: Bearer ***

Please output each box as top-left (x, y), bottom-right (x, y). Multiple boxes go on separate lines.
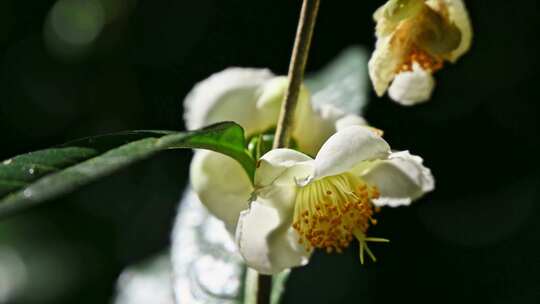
top-left (0, 0), bottom-right (539, 303)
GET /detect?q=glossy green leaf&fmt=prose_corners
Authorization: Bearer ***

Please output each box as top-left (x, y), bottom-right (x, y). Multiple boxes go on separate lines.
top-left (0, 122), bottom-right (254, 218)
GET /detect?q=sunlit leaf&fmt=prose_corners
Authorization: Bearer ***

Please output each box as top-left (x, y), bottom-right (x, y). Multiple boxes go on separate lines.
top-left (0, 122), bottom-right (254, 218)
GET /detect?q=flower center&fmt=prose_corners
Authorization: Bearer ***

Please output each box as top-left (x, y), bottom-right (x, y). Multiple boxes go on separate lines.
top-left (398, 48), bottom-right (444, 73)
top-left (292, 173), bottom-right (387, 262)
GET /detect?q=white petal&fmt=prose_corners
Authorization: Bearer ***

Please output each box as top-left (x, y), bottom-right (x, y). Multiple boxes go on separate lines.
top-left (235, 187), bottom-right (310, 274)
top-left (291, 99), bottom-right (321, 156)
top-left (388, 63), bottom-right (435, 106)
top-left (255, 149), bottom-right (314, 188)
top-left (368, 35), bottom-right (402, 97)
top-left (314, 125), bottom-right (391, 179)
top-left (190, 150), bottom-right (253, 232)
top-left (256, 76), bottom-right (287, 114)
top-left (335, 113), bottom-right (367, 131)
top-left (374, 0), bottom-right (424, 37)
top-left (361, 151), bottom-right (435, 207)
top-left (294, 103), bottom-right (366, 156)
top-left (373, 3), bottom-right (386, 22)
top-left (183, 68), bottom-right (274, 135)
top-left (255, 76), bottom-right (339, 157)
top-left (445, 0), bottom-right (473, 61)
top-left (427, 0), bottom-right (473, 61)
top-left (255, 75), bottom-right (355, 157)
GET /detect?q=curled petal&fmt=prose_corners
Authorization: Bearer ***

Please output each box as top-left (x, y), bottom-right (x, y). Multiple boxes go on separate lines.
top-left (374, 0), bottom-right (424, 37)
top-left (361, 151), bottom-right (435, 207)
top-left (368, 35), bottom-right (403, 97)
top-left (236, 188), bottom-right (310, 275)
top-left (314, 125), bottom-right (391, 180)
top-left (183, 68), bottom-right (274, 135)
top-left (388, 63), bottom-right (435, 105)
top-left (335, 113), bottom-right (368, 131)
top-left (294, 103), bottom-right (366, 156)
top-left (255, 76), bottom-right (289, 125)
top-left (373, 3), bottom-right (386, 23)
top-left (255, 149), bottom-right (314, 189)
top-left (190, 150), bottom-right (253, 232)
top-left (427, 0), bottom-right (473, 61)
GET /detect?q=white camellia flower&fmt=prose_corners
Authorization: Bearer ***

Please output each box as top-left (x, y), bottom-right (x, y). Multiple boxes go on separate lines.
top-left (368, 0), bottom-right (472, 105)
top-left (236, 125), bottom-right (434, 274)
top-left (186, 68), bottom-right (367, 232)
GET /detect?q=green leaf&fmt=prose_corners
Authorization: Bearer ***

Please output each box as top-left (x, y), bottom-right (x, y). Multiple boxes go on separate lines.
top-left (0, 122), bottom-right (254, 218)
top-left (306, 46), bottom-right (369, 114)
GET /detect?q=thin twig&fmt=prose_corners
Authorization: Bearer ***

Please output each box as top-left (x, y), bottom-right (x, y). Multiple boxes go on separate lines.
top-left (272, 0), bottom-right (321, 149)
top-left (257, 0), bottom-right (321, 303)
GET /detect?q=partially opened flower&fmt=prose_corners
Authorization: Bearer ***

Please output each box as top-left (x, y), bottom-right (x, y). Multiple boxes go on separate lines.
top-left (236, 125), bottom-right (434, 274)
top-left (368, 0), bottom-right (472, 105)
top-left (186, 68), bottom-right (368, 231)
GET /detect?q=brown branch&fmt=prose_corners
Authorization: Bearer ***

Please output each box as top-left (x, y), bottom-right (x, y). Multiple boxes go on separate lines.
top-left (272, 0), bottom-right (321, 149)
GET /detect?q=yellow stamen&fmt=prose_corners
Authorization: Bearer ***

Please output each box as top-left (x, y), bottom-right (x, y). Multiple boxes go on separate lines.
top-left (398, 48), bottom-right (444, 73)
top-left (292, 173), bottom-right (388, 262)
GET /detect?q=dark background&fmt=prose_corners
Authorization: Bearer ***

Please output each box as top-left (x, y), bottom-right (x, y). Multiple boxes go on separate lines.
top-left (0, 0), bottom-right (539, 303)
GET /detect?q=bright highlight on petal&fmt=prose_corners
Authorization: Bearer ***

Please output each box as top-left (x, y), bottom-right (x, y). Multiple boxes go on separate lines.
top-left (190, 150), bottom-right (252, 232)
top-left (183, 68), bottom-right (275, 135)
top-left (314, 125), bottom-right (390, 180)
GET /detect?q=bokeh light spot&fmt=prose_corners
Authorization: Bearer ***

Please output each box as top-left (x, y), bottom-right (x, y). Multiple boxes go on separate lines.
top-left (44, 0), bottom-right (105, 60)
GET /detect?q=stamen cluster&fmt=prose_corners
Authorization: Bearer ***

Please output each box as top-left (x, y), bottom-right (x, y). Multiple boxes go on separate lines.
top-left (292, 173), bottom-right (380, 253)
top-left (398, 48), bottom-right (444, 73)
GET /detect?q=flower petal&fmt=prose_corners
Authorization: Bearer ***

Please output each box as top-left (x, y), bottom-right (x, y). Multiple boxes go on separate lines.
top-left (183, 68), bottom-right (274, 135)
top-left (190, 150), bottom-right (253, 232)
top-left (335, 113), bottom-right (367, 131)
top-left (255, 76), bottom-right (345, 157)
top-left (427, 0), bottom-right (472, 61)
top-left (388, 63), bottom-right (435, 105)
top-left (375, 0), bottom-right (424, 37)
top-left (256, 76), bottom-right (288, 117)
top-left (361, 151), bottom-right (435, 207)
top-left (314, 125), bottom-right (391, 179)
top-left (235, 188), bottom-right (310, 274)
top-left (255, 148), bottom-right (314, 188)
top-left (368, 35), bottom-right (403, 97)
top-left (294, 103), bottom-right (366, 156)
top-left (238, 148), bottom-right (314, 274)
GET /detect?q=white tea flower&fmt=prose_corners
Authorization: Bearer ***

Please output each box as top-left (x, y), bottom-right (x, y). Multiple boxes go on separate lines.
top-left (236, 126), bottom-right (434, 274)
top-left (368, 0), bottom-right (472, 105)
top-left (185, 68), bottom-right (368, 232)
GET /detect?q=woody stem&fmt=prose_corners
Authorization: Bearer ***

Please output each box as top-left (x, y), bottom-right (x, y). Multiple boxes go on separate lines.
top-left (272, 0), bottom-right (321, 149)
top-left (257, 1), bottom-right (321, 304)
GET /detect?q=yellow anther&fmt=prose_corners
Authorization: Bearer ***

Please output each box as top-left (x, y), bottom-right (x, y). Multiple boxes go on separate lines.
top-left (398, 48), bottom-right (444, 73)
top-left (292, 173), bottom-right (383, 257)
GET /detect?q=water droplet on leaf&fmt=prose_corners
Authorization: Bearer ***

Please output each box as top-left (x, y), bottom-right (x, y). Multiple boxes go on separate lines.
top-left (23, 189), bottom-right (32, 198)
